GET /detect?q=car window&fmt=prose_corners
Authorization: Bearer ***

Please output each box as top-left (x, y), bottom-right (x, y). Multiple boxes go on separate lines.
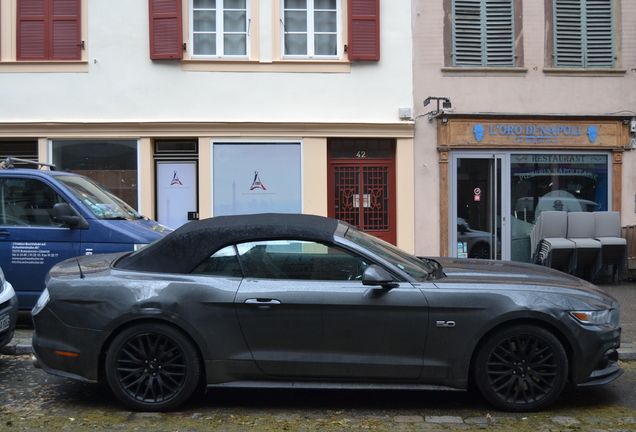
top-left (192, 245), bottom-right (243, 277)
top-left (0, 178), bottom-right (66, 227)
top-left (236, 240), bottom-right (370, 281)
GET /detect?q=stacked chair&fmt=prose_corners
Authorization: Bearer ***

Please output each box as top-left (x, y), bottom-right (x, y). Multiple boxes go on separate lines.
top-left (593, 211), bottom-right (627, 281)
top-left (531, 210), bottom-right (626, 281)
top-left (566, 212), bottom-right (602, 281)
top-left (531, 211), bottom-right (576, 274)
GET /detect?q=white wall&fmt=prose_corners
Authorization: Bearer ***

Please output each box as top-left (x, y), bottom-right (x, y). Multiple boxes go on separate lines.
top-left (0, 0), bottom-right (414, 124)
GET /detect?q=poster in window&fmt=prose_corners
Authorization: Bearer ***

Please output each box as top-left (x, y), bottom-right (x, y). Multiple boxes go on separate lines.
top-left (213, 143), bottom-right (301, 216)
top-left (157, 162), bottom-right (197, 229)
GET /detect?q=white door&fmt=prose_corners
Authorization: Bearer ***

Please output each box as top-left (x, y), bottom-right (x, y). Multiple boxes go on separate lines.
top-left (156, 161), bottom-right (198, 229)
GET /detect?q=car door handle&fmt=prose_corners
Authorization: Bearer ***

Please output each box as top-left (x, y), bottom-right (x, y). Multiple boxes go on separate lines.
top-left (244, 298), bottom-right (281, 305)
top-left (0, 230), bottom-right (9, 237)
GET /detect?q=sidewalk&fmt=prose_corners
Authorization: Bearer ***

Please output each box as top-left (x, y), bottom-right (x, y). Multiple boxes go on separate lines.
top-left (2, 282), bottom-right (635, 360)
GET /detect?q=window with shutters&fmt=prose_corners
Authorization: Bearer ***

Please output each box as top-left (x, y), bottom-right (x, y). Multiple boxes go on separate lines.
top-left (450, 0), bottom-right (516, 67)
top-left (0, 0), bottom-right (87, 72)
top-left (189, 0), bottom-right (250, 58)
top-left (281, 0), bottom-right (341, 59)
top-left (552, 0), bottom-right (614, 68)
top-left (17, 0), bottom-right (82, 61)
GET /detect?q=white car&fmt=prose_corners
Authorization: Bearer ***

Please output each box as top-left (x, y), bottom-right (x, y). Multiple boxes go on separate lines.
top-left (0, 266), bottom-right (18, 349)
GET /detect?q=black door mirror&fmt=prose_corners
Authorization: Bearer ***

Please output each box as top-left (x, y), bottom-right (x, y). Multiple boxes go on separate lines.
top-left (362, 265), bottom-right (399, 289)
top-left (53, 203), bottom-right (89, 229)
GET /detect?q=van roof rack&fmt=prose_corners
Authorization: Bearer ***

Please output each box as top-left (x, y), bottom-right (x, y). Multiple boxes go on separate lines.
top-left (0, 157), bottom-right (56, 170)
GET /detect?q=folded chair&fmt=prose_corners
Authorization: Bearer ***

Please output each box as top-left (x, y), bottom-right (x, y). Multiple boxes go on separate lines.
top-left (531, 211), bottom-right (576, 273)
top-left (594, 211), bottom-right (627, 281)
top-left (567, 212), bottom-right (602, 281)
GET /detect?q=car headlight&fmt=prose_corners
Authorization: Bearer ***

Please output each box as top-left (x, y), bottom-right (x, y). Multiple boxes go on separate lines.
top-left (134, 243), bottom-right (148, 251)
top-left (570, 309), bottom-right (618, 326)
top-left (32, 288), bottom-right (50, 316)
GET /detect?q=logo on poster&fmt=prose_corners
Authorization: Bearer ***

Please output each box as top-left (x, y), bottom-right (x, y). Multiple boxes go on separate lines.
top-left (250, 171), bottom-right (267, 191)
top-left (170, 171), bottom-right (183, 186)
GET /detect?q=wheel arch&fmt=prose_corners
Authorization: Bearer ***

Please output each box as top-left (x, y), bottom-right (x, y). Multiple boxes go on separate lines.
top-left (97, 317), bottom-right (207, 386)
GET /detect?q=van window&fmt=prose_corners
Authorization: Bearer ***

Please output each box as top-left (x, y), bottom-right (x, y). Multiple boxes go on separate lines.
top-left (56, 175), bottom-right (143, 220)
top-left (0, 178), bottom-right (66, 226)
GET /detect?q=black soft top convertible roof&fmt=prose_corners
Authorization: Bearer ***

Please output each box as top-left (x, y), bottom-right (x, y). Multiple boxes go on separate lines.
top-left (115, 213), bottom-right (342, 273)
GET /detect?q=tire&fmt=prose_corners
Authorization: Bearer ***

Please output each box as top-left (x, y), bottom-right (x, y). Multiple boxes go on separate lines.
top-left (470, 243), bottom-right (490, 259)
top-left (105, 323), bottom-right (201, 412)
top-left (474, 325), bottom-right (568, 412)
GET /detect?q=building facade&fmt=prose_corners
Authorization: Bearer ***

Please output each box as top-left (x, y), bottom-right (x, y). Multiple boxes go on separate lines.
top-left (412, 0), bottom-right (636, 265)
top-left (0, 0), bottom-right (417, 250)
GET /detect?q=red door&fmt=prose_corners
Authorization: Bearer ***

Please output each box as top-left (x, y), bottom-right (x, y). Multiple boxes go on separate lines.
top-left (328, 139), bottom-right (396, 245)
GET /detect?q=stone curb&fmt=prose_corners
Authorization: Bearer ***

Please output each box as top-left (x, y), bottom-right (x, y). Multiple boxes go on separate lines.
top-left (0, 342), bottom-right (32, 355)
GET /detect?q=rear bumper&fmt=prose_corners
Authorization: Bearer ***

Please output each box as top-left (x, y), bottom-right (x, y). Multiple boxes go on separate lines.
top-left (32, 306), bottom-right (104, 382)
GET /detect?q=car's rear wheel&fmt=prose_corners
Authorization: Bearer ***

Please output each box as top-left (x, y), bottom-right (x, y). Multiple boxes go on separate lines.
top-left (105, 323), bottom-right (201, 412)
top-left (474, 325), bottom-right (568, 412)
top-left (470, 243), bottom-right (490, 259)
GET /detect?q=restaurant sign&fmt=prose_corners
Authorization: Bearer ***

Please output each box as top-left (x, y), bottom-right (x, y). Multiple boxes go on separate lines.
top-left (473, 123), bottom-right (598, 144)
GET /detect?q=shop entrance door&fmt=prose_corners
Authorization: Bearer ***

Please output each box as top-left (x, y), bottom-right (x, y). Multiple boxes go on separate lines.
top-left (328, 139), bottom-right (396, 245)
top-left (451, 153), bottom-right (509, 260)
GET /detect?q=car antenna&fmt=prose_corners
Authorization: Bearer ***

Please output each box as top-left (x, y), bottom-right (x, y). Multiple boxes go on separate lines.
top-left (69, 241), bottom-right (85, 279)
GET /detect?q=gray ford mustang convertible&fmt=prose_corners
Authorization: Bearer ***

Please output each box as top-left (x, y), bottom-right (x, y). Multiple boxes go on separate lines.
top-left (31, 213), bottom-right (622, 412)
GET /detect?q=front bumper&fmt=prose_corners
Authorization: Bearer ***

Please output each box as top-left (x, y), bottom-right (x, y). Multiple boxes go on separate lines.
top-left (572, 323), bottom-right (623, 387)
top-left (0, 292), bottom-right (19, 349)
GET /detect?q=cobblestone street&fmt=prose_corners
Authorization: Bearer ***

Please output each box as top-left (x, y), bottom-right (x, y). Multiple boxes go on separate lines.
top-left (1, 354), bottom-right (635, 431)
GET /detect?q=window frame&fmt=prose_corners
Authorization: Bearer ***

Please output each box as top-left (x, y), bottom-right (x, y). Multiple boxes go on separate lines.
top-left (550, 0), bottom-right (615, 69)
top-left (280, 0), bottom-right (342, 60)
top-left (189, 0), bottom-right (251, 59)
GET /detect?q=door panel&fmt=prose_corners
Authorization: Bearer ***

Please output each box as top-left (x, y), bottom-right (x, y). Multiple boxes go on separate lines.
top-left (235, 279), bottom-right (429, 379)
top-left (453, 155), bottom-right (505, 260)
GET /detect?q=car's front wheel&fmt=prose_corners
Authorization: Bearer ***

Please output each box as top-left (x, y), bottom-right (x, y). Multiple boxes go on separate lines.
top-left (474, 325), bottom-right (568, 412)
top-left (105, 323), bottom-right (201, 412)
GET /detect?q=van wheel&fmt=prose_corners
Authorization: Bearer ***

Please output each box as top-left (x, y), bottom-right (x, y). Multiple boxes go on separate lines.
top-left (474, 325), bottom-right (568, 412)
top-left (105, 323), bottom-right (200, 412)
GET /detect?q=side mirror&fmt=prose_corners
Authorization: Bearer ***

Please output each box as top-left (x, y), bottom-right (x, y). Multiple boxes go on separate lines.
top-left (362, 265), bottom-right (399, 289)
top-left (53, 203), bottom-right (89, 230)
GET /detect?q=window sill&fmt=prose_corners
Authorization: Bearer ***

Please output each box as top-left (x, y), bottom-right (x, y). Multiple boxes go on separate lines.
top-left (543, 68), bottom-right (627, 77)
top-left (181, 59), bottom-right (351, 73)
top-left (0, 61), bottom-right (88, 73)
top-left (441, 67), bottom-right (528, 77)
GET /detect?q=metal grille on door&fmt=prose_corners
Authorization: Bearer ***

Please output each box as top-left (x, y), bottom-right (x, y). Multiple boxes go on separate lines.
top-left (334, 166), bottom-right (390, 232)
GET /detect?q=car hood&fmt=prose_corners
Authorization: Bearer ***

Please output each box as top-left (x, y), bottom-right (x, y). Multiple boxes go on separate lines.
top-left (94, 219), bottom-right (173, 244)
top-left (431, 257), bottom-right (613, 299)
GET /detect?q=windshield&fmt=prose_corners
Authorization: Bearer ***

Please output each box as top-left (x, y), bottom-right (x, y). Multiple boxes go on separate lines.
top-left (344, 227), bottom-right (435, 281)
top-left (56, 175), bottom-right (142, 220)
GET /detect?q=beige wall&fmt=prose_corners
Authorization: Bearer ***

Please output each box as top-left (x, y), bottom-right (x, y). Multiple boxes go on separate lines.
top-left (412, 0), bottom-right (636, 256)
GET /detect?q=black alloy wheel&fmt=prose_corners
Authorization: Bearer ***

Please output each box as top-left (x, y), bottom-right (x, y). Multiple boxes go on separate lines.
top-left (105, 323), bottom-right (201, 412)
top-left (474, 325), bottom-right (568, 412)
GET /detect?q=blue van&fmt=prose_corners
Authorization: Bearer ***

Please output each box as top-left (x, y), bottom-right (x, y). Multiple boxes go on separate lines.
top-left (0, 158), bottom-right (172, 309)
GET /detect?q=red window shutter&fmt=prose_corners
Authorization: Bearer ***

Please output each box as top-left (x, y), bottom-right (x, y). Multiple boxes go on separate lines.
top-left (17, 0), bottom-right (46, 60)
top-left (149, 0), bottom-right (183, 60)
top-left (51, 0), bottom-right (81, 60)
top-left (17, 0), bottom-right (80, 61)
top-left (348, 0), bottom-right (380, 61)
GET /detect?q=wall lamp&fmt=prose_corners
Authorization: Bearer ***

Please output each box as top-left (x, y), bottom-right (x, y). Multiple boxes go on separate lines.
top-left (424, 97), bottom-right (452, 122)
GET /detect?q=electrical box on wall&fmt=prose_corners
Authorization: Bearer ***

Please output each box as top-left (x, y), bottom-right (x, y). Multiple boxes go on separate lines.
top-left (630, 120), bottom-right (636, 133)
